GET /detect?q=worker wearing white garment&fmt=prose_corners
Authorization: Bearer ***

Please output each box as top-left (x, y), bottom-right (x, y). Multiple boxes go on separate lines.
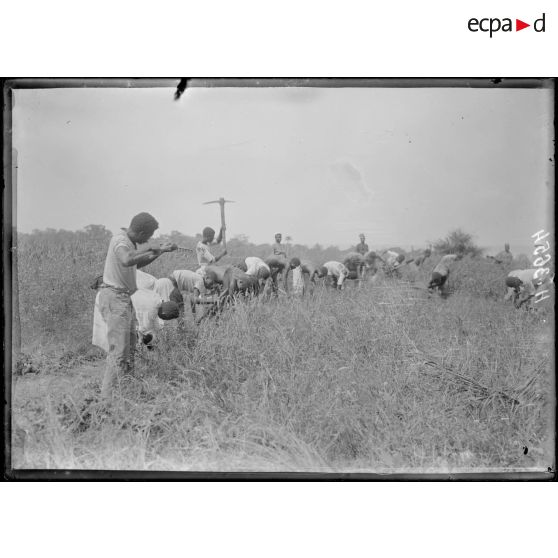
top-left (245, 257), bottom-right (271, 280)
top-left (316, 261), bottom-right (349, 290)
top-left (243, 256), bottom-right (271, 294)
top-left (93, 283), bottom-right (179, 352)
top-left (154, 276), bottom-right (183, 303)
top-left (132, 290), bottom-right (180, 347)
top-left (136, 269), bottom-right (157, 290)
top-left (196, 226), bottom-right (227, 271)
top-left (505, 268), bottom-right (552, 307)
top-left (286, 258), bottom-right (319, 295)
top-left (383, 250), bottom-right (405, 269)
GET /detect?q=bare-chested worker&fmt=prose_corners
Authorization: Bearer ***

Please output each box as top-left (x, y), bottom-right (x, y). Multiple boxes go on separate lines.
top-left (362, 250), bottom-right (384, 278)
top-left (316, 261), bottom-right (349, 290)
top-left (204, 265), bottom-right (260, 309)
top-left (231, 259), bottom-right (248, 272)
top-left (196, 226), bottom-right (227, 270)
top-left (343, 252), bottom-right (365, 282)
top-left (171, 269), bottom-right (206, 317)
top-left (408, 248), bottom-right (431, 268)
top-left (265, 256), bottom-right (289, 295)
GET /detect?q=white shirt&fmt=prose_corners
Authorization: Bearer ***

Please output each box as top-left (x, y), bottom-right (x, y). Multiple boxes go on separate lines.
top-left (154, 278), bottom-right (175, 302)
top-left (292, 266), bottom-right (305, 295)
top-left (196, 240), bottom-right (216, 268)
top-left (384, 250), bottom-right (402, 268)
top-left (245, 257), bottom-right (270, 277)
top-left (136, 269), bottom-right (157, 290)
top-left (324, 261), bottom-right (349, 286)
top-left (132, 289), bottom-right (165, 335)
top-left (508, 269), bottom-right (549, 291)
top-left (102, 229), bottom-right (137, 292)
top-left (92, 288), bottom-right (163, 351)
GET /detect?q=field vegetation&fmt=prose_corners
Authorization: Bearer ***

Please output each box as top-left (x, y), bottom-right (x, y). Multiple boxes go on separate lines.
top-left (9, 226), bottom-right (554, 473)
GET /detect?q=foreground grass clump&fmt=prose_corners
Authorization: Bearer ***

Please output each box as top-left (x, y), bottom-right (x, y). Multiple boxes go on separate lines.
top-left (13, 281), bottom-right (554, 473)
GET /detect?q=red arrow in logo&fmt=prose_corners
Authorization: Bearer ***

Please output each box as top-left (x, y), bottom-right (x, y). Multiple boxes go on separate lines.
top-left (516, 19), bottom-right (530, 31)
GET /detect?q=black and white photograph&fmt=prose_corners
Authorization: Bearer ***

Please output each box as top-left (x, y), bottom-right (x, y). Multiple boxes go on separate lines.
top-left (4, 78), bottom-right (555, 477)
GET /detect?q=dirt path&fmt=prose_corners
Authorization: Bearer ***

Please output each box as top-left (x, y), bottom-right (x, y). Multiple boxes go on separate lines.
top-left (12, 361), bottom-right (104, 429)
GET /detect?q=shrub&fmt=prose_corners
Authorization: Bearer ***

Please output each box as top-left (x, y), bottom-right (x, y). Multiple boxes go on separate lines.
top-left (433, 229), bottom-right (483, 258)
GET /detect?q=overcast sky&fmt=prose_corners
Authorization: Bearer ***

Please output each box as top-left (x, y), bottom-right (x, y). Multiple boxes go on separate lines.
top-left (13, 85), bottom-right (553, 252)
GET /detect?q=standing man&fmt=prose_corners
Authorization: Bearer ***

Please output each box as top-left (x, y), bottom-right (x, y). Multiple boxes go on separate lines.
top-left (355, 234), bottom-right (369, 256)
top-left (273, 233), bottom-right (288, 259)
top-left (494, 243), bottom-right (514, 265)
top-left (196, 226), bottom-right (227, 270)
top-left (272, 233), bottom-right (289, 289)
top-left (98, 212), bottom-right (176, 402)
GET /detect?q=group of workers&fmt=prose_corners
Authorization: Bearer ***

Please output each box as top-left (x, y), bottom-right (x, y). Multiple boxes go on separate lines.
top-left (92, 213), bottom-right (552, 402)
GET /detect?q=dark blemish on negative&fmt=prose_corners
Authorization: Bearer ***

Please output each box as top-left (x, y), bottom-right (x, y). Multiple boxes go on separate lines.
top-left (174, 78), bottom-right (189, 101)
top-left (522, 446), bottom-right (528, 455)
top-left (491, 78), bottom-right (502, 85)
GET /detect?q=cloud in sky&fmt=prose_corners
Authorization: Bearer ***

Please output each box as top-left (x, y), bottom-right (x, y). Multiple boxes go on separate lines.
top-left (12, 85), bottom-right (553, 250)
top-left (329, 160), bottom-right (372, 205)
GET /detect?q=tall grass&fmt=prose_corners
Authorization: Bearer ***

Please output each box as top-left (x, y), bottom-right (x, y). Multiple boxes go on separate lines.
top-left (12, 266), bottom-right (554, 472)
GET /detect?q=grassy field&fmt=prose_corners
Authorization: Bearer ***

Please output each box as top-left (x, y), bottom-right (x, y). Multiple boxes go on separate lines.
top-left (9, 231), bottom-right (555, 473)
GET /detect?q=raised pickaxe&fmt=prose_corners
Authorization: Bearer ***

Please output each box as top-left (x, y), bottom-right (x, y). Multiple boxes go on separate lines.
top-left (203, 197), bottom-right (235, 249)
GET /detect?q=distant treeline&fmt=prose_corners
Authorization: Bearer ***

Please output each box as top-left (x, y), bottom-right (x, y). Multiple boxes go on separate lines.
top-left (17, 225), bottom-right (534, 264)
top-left (17, 225), bottom-right (423, 263)
top-left (17, 225), bottom-right (355, 272)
